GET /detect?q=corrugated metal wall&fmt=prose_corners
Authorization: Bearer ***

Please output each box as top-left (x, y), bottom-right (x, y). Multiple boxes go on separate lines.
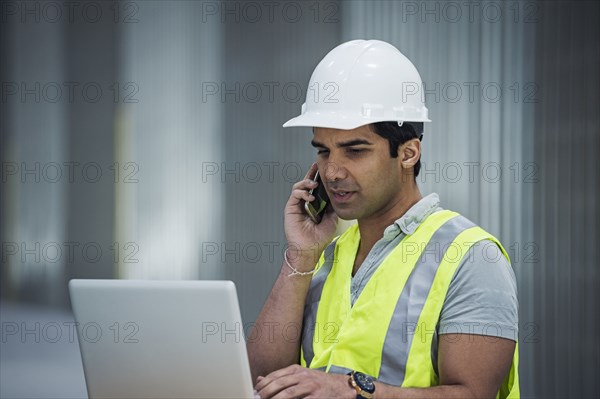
top-left (1, 4), bottom-right (118, 305)
top-left (532, 1), bottom-right (600, 397)
top-left (221, 2), bottom-right (341, 324)
top-left (0, 13), bottom-right (68, 304)
top-left (116, 2), bottom-right (225, 281)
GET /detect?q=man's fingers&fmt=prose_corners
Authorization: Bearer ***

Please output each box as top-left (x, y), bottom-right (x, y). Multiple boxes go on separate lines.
top-left (255, 365), bottom-right (301, 391)
top-left (288, 164), bottom-right (319, 207)
top-left (257, 374), bottom-right (305, 399)
top-left (271, 382), bottom-right (313, 399)
top-left (289, 189), bottom-right (314, 204)
top-left (292, 178), bottom-right (318, 191)
top-left (303, 162), bottom-right (318, 180)
top-left (289, 177), bottom-right (318, 209)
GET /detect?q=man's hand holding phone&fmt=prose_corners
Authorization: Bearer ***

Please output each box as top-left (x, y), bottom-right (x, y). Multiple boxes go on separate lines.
top-left (304, 169), bottom-right (329, 224)
top-left (284, 163), bottom-right (338, 269)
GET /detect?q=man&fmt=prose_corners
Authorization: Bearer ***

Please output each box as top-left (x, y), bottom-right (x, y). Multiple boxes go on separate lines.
top-left (247, 40), bottom-right (519, 399)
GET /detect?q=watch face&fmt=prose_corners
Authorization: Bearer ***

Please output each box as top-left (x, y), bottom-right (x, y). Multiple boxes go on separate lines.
top-left (355, 372), bottom-right (375, 393)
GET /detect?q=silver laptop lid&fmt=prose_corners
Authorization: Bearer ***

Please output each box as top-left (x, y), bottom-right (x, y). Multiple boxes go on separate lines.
top-left (69, 279), bottom-right (254, 399)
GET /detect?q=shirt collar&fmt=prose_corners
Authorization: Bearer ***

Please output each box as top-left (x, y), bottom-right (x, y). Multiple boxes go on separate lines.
top-left (382, 193), bottom-right (441, 240)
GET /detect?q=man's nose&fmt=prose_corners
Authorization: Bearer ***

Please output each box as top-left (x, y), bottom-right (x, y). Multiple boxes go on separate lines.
top-left (321, 160), bottom-right (347, 182)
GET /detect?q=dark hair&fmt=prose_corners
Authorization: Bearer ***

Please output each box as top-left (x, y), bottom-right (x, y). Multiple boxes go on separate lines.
top-left (370, 121), bottom-right (423, 178)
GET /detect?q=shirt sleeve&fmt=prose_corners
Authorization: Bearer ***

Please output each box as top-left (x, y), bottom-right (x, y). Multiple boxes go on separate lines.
top-left (438, 240), bottom-right (519, 342)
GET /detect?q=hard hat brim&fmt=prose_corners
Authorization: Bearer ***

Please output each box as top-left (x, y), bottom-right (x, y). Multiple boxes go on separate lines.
top-left (283, 111), bottom-right (431, 130)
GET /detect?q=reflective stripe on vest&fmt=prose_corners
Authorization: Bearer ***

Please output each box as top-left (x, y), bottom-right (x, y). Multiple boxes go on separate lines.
top-left (300, 210), bottom-right (519, 398)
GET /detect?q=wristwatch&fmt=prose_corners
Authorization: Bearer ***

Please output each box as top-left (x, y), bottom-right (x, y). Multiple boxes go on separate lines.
top-left (348, 371), bottom-right (376, 399)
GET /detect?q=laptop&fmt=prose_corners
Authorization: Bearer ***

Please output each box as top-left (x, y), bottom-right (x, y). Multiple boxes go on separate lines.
top-left (68, 279), bottom-right (255, 399)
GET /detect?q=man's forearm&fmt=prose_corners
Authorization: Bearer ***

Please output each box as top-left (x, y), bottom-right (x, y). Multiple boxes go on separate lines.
top-left (247, 255), bottom-right (315, 381)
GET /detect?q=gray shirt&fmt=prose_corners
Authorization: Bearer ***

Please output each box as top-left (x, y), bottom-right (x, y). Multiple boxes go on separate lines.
top-left (350, 193), bottom-right (518, 342)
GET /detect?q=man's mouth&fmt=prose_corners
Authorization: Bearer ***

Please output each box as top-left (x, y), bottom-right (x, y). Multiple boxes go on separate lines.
top-left (330, 190), bottom-right (355, 202)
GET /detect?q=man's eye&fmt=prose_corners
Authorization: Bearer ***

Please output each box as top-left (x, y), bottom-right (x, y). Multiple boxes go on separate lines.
top-left (348, 148), bottom-right (364, 154)
top-left (317, 150), bottom-right (329, 155)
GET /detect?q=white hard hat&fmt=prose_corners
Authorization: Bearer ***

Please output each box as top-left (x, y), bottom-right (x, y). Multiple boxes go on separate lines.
top-left (283, 40), bottom-right (431, 130)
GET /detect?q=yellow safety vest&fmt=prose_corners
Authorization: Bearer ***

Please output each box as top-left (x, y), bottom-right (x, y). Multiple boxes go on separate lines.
top-left (300, 210), bottom-right (519, 399)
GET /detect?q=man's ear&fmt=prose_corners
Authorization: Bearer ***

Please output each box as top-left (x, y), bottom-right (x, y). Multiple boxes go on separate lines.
top-left (399, 138), bottom-right (421, 169)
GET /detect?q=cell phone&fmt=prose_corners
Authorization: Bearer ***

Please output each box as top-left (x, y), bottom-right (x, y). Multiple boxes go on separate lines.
top-left (304, 170), bottom-right (330, 224)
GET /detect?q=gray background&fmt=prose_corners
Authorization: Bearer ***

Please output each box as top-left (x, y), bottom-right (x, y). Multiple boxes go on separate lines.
top-left (1, 1), bottom-right (598, 398)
